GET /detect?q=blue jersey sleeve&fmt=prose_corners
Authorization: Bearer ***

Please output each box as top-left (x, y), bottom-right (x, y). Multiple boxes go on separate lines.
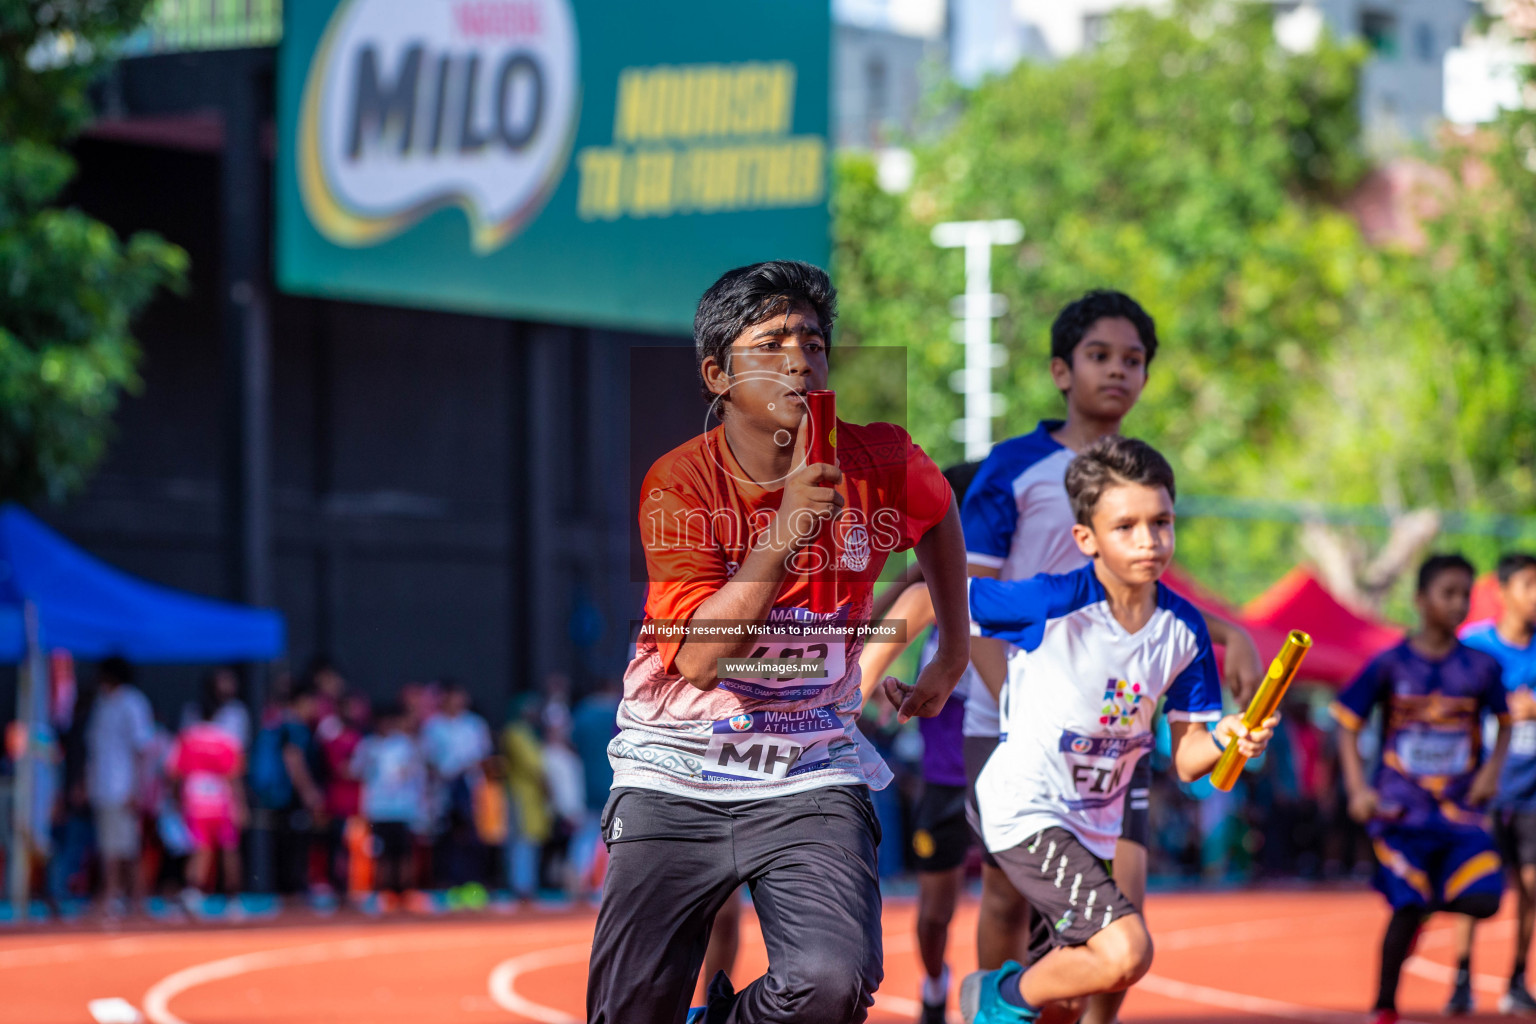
top-left (960, 457), bottom-right (1019, 569)
top-left (968, 569), bottom-right (1092, 652)
top-left (1163, 599), bottom-right (1223, 722)
top-left (1331, 652), bottom-right (1389, 731)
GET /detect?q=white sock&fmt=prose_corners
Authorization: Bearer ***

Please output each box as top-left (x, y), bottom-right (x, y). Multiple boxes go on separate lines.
top-left (922, 964), bottom-right (950, 1005)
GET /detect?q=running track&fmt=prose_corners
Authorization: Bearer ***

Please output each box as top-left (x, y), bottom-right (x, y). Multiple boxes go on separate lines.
top-left (1, 888), bottom-right (1523, 1023)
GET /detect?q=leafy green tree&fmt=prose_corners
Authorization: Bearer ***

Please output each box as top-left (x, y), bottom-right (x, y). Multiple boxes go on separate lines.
top-left (0, 0), bottom-right (187, 503)
top-left (833, 0), bottom-right (1536, 609)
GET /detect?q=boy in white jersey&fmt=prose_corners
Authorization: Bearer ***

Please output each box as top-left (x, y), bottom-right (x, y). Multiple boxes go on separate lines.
top-left (957, 436), bottom-right (1277, 1024)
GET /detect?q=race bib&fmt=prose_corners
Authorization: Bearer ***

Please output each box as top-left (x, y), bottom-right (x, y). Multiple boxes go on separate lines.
top-left (1512, 721), bottom-right (1536, 758)
top-left (703, 706), bottom-right (846, 782)
top-left (1058, 731), bottom-right (1153, 811)
top-left (716, 607), bottom-right (849, 701)
top-left (1397, 729), bottom-right (1472, 777)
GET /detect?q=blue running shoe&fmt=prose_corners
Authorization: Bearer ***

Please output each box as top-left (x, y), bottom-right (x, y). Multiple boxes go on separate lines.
top-left (959, 961), bottom-right (1039, 1023)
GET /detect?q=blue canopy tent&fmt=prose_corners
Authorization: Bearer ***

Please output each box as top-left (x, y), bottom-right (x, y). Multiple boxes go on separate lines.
top-left (0, 504), bottom-right (285, 912)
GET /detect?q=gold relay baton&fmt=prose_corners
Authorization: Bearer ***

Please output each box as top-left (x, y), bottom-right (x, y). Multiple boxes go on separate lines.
top-left (1209, 630), bottom-right (1313, 792)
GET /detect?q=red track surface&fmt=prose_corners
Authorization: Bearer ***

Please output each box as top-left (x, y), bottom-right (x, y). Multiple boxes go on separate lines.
top-left (0, 887), bottom-right (1523, 1024)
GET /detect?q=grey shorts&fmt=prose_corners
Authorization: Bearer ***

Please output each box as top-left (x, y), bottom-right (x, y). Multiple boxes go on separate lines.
top-left (995, 826), bottom-right (1140, 957)
top-left (94, 802), bottom-right (141, 859)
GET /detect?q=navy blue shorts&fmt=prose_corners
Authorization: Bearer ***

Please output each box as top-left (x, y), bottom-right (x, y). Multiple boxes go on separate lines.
top-left (1370, 821), bottom-right (1503, 911)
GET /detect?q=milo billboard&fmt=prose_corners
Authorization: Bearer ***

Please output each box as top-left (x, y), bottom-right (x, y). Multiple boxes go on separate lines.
top-left (277, 0), bottom-right (831, 333)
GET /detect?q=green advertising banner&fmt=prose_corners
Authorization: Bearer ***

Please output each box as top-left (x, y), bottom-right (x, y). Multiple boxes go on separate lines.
top-left (276, 0), bottom-right (831, 334)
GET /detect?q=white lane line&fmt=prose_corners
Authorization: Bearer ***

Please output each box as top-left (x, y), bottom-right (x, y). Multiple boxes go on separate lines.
top-left (1139, 909), bottom-right (1434, 1024)
top-left (1405, 917), bottom-right (1512, 994)
top-left (142, 932), bottom-right (490, 1024)
top-left (87, 996), bottom-right (144, 1023)
top-left (1137, 973), bottom-right (1368, 1024)
top-left (484, 907), bottom-right (1391, 1024)
top-left (0, 937), bottom-right (159, 970)
top-left (875, 992), bottom-right (925, 1015)
top-left (488, 944), bottom-right (590, 1024)
top-left (484, 941), bottom-right (926, 1023)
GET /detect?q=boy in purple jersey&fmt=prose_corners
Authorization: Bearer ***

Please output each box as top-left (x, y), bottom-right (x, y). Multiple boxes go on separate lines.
top-left (1332, 554), bottom-right (1511, 1024)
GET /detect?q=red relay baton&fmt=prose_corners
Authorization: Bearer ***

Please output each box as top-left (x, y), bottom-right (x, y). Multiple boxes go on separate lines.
top-left (805, 390), bottom-right (838, 613)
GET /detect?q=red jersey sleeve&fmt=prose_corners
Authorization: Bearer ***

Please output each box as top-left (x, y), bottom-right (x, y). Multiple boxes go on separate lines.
top-left (639, 460), bottom-right (732, 674)
top-left (891, 429), bottom-right (953, 552)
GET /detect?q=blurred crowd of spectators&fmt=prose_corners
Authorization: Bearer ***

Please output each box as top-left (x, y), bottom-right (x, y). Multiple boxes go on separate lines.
top-left (3, 656), bottom-right (1372, 918)
top-left (2, 657), bottom-right (621, 917)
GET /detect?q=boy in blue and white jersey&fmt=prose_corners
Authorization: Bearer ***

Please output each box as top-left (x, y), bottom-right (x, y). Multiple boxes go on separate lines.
top-left (956, 436), bottom-right (1277, 1024)
top-left (959, 291), bottom-right (1263, 1022)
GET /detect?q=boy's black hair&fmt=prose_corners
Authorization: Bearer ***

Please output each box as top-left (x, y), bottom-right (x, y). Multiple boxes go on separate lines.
top-left (1051, 290), bottom-right (1158, 367)
top-left (1498, 552), bottom-right (1536, 586)
top-left (1064, 435), bottom-right (1176, 526)
top-left (99, 655), bottom-right (133, 686)
top-left (1416, 553), bottom-right (1475, 594)
top-left (693, 261), bottom-right (837, 402)
top-left (941, 461), bottom-right (983, 507)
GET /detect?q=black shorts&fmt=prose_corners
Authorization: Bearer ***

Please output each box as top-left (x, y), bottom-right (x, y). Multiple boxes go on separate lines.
top-left (1119, 756), bottom-right (1151, 848)
top-left (912, 782), bottom-right (970, 873)
top-left (994, 827), bottom-right (1140, 959)
top-left (371, 820), bottom-right (412, 861)
top-left (587, 785), bottom-right (884, 1023)
top-left (1496, 809), bottom-right (1536, 868)
top-left (964, 735), bottom-right (1001, 869)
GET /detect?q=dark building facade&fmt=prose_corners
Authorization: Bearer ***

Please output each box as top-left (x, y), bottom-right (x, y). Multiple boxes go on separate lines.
top-left (27, 46), bottom-right (695, 720)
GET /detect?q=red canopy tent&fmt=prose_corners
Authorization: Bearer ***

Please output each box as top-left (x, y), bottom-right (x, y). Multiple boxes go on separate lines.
top-left (1243, 567), bottom-right (1404, 687)
top-left (1466, 572), bottom-right (1503, 629)
top-left (1161, 564), bottom-right (1294, 671)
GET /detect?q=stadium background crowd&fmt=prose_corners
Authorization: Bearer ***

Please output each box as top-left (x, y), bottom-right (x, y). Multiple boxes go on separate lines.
top-left (1, 642), bottom-right (1398, 919)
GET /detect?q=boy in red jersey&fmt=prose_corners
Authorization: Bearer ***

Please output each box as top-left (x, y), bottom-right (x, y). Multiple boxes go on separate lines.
top-left (586, 261), bottom-right (971, 1024)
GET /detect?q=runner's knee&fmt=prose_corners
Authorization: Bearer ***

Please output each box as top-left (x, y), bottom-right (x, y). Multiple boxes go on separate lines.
top-left (1091, 917), bottom-right (1153, 990)
top-left (762, 951), bottom-right (877, 1022)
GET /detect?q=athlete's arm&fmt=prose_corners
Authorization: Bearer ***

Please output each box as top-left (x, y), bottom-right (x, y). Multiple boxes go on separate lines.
top-left (1510, 688), bottom-right (1536, 721)
top-left (672, 417), bottom-right (844, 690)
top-left (1471, 718), bottom-right (1511, 807)
top-left (1334, 721), bottom-right (1379, 823)
top-left (1202, 612), bottom-right (1263, 704)
top-left (887, 502), bottom-right (970, 722)
top-left (857, 581), bottom-right (935, 704)
top-left (1168, 714), bottom-right (1278, 783)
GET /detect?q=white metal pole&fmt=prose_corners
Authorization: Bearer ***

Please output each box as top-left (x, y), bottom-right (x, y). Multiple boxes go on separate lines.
top-left (932, 219), bottom-right (1023, 462)
top-left (963, 226), bottom-right (994, 461)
